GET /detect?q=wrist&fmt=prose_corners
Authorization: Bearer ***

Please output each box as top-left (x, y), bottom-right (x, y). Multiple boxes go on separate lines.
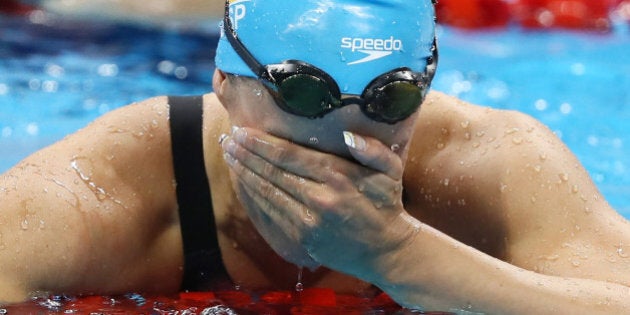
top-left (367, 213), bottom-right (434, 308)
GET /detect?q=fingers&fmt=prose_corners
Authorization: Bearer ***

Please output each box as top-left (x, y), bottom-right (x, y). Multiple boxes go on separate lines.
top-left (223, 149), bottom-right (314, 230)
top-left (228, 127), bottom-right (349, 183)
top-left (229, 127), bottom-right (403, 180)
top-left (343, 131), bottom-right (403, 180)
top-left (222, 127), bottom-right (404, 210)
top-left (238, 183), bottom-right (321, 269)
top-left (223, 134), bottom-right (356, 206)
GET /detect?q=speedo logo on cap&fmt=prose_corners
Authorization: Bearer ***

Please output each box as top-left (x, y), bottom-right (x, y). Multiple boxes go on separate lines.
top-left (341, 36), bottom-right (403, 65)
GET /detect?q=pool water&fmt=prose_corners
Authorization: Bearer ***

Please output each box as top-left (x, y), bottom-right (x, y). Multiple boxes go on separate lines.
top-left (0, 8), bottom-right (629, 314)
top-left (2, 12), bottom-right (628, 216)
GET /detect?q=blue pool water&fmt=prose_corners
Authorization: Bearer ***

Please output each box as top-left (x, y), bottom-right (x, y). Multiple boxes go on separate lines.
top-left (1, 12), bottom-right (629, 216)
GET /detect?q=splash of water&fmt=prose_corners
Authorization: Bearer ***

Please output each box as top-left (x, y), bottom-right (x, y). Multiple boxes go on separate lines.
top-left (201, 305), bottom-right (238, 315)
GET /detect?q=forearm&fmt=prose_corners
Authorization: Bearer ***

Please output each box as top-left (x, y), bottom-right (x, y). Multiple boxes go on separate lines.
top-left (373, 222), bottom-right (630, 314)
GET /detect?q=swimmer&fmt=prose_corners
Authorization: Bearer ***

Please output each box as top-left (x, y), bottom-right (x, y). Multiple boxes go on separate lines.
top-left (37, 0), bottom-right (224, 25)
top-left (1, 0), bottom-right (629, 313)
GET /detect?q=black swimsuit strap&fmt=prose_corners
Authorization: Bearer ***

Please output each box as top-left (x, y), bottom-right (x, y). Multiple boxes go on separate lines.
top-left (168, 95), bottom-right (229, 290)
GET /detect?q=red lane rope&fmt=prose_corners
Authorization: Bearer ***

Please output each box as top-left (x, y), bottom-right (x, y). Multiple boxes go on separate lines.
top-left (436, 0), bottom-right (629, 31)
top-left (3, 289), bottom-right (453, 314)
top-left (0, 0), bottom-right (35, 15)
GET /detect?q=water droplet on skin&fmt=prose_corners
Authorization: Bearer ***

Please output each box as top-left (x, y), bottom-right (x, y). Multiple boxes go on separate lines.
top-left (21, 219), bottom-right (29, 230)
top-left (539, 153), bottom-right (548, 161)
top-left (534, 165), bottom-right (542, 172)
top-left (374, 201), bottom-right (383, 209)
top-left (617, 245), bottom-right (629, 258)
top-left (531, 196), bottom-right (537, 203)
top-left (460, 120), bottom-right (470, 128)
top-left (357, 184), bottom-right (366, 192)
top-left (505, 127), bottom-right (519, 135)
top-left (571, 185), bottom-right (580, 194)
top-left (499, 183), bottom-right (508, 192)
top-left (544, 254), bottom-right (560, 261)
top-left (71, 157), bottom-right (124, 207)
top-left (559, 173), bottom-right (569, 182)
top-left (472, 142), bottom-right (481, 148)
top-left (512, 137), bottom-right (523, 145)
top-left (443, 178), bottom-right (450, 186)
top-left (436, 143), bottom-right (445, 150)
top-left (390, 143), bottom-right (400, 152)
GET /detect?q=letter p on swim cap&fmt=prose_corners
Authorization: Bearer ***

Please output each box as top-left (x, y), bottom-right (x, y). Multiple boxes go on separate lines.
top-left (215, 0), bottom-right (436, 95)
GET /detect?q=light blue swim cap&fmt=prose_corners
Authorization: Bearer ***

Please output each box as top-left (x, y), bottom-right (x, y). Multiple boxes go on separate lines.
top-left (215, 0), bottom-right (436, 95)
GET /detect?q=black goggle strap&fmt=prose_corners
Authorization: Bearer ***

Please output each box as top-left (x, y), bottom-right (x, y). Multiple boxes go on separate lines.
top-left (223, 0), bottom-right (439, 104)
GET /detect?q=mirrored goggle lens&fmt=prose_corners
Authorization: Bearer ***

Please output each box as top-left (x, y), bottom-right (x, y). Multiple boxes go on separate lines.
top-left (364, 82), bottom-right (424, 123)
top-left (278, 74), bottom-right (336, 118)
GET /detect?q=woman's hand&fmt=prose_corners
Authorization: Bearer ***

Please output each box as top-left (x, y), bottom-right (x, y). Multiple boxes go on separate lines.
top-left (220, 127), bottom-right (421, 280)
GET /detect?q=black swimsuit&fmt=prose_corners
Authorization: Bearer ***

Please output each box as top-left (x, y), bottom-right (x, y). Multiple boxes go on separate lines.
top-left (168, 95), bottom-right (229, 291)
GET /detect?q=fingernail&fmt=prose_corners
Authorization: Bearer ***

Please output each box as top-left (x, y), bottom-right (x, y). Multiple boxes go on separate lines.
top-left (223, 152), bottom-right (237, 166)
top-left (218, 133), bottom-right (228, 144)
top-left (232, 126), bottom-right (247, 142)
top-left (343, 131), bottom-right (366, 151)
top-left (222, 137), bottom-right (236, 154)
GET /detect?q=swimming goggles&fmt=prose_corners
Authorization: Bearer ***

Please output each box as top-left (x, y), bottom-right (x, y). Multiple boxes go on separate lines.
top-left (222, 1), bottom-right (438, 124)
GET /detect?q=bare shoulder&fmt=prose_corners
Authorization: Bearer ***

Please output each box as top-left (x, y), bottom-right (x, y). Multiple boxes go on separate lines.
top-left (58, 95), bottom-right (177, 207)
top-left (410, 91), bottom-right (563, 169)
top-left (0, 96), bottom-right (183, 301)
top-left (406, 91), bottom-right (630, 284)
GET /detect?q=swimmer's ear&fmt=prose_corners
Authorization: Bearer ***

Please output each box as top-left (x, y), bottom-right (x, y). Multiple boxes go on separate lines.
top-left (213, 69), bottom-right (228, 104)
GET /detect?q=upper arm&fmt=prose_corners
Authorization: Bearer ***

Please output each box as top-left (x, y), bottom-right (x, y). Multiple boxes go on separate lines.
top-left (0, 96), bottom-right (182, 301)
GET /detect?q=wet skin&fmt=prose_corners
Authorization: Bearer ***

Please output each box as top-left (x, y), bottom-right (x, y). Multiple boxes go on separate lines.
top-left (0, 70), bottom-right (629, 313)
